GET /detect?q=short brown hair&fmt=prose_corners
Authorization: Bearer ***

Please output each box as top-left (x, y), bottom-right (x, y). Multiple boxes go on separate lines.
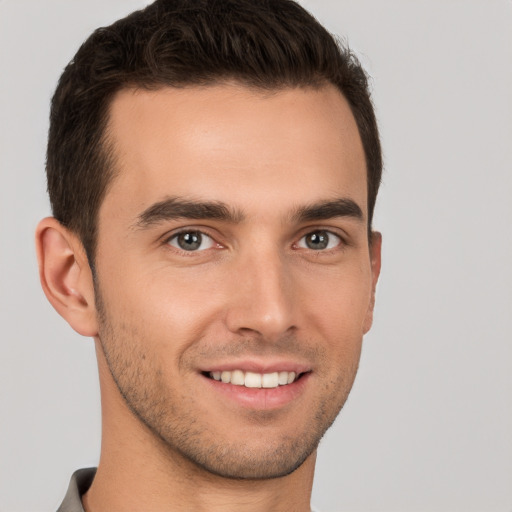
top-left (46, 0), bottom-right (382, 264)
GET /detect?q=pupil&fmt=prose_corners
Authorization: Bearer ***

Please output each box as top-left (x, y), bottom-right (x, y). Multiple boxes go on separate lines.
top-left (178, 231), bottom-right (201, 251)
top-left (306, 231), bottom-right (328, 250)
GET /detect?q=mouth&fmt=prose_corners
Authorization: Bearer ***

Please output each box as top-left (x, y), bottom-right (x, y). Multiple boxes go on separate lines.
top-left (203, 369), bottom-right (307, 389)
top-left (199, 361), bottom-right (312, 410)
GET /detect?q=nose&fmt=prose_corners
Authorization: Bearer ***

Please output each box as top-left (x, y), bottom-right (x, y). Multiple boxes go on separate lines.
top-left (224, 248), bottom-right (297, 341)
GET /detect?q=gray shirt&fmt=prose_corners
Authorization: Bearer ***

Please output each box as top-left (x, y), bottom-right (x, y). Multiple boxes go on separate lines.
top-left (56, 467), bottom-right (320, 511)
top-left (57, 468), bottom-right (96, 512)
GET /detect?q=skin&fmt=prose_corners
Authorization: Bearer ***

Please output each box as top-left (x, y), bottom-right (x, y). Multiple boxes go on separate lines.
top-left (36, 83), bottom-right (381, 512)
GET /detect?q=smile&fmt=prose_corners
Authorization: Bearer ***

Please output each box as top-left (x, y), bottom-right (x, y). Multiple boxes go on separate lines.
top-left (208, 370), bottom-right (298, 388)
top-left (201, 365), bottom-right (312, 410)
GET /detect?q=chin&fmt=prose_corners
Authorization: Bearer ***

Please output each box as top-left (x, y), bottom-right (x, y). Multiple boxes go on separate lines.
top-left (172, 435), bottom-right (318, 481)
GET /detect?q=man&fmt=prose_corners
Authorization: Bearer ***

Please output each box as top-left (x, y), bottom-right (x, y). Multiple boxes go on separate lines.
top-left (36, 0), bottom-right (382, 510)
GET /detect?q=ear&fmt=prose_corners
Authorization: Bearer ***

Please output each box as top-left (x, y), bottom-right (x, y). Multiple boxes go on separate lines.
top-left (363, 231), bottom-right (382, 334)
top-left (35, 217), bottom-right (99, 337)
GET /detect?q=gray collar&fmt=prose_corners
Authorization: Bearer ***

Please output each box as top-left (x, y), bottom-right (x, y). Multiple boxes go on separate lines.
top-left (57, 468), bottom-right (96, 512)
top-left (56, 467), bottom-right (320, 511)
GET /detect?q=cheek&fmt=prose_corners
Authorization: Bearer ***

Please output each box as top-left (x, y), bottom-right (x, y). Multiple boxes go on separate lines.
top-left (299, 262), bottom-right (373, 336)
top-left (98, 261), bottom-right (227, 348)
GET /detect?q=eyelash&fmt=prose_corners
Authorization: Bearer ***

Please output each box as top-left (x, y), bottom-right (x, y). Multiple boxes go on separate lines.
top-left (163, 228), bottom-right (347, 254)
top-left (294, 230), bottom-right (344, 251)
top-left (165, 229), bottom-right (219, 253)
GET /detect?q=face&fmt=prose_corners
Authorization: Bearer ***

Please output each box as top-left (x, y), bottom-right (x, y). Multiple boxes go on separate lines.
top-left (93, 83), bottom-right (380, 479)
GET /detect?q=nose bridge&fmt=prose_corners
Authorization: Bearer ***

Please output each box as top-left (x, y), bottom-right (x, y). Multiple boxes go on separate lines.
top-left (225, 241), bottom-right (296, 339)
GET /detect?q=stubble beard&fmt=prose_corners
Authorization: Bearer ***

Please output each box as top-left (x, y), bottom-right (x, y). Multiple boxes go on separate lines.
top-left (94, 281), bottom-right (360, 481)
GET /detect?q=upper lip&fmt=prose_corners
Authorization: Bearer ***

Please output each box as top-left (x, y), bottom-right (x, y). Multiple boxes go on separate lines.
top-left (199, 358), bottom-right (312, 374)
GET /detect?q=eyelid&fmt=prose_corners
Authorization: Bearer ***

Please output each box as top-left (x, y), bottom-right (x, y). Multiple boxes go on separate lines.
top-left (161, 224), bottom-right (218, 242)
top-left (169, 231), bottom-right (214, 251)
top-left (162, 226), bottom-right (224, 253)
top-left (159, 225), bottom-right (349, 253)
top-left (294, 228), bottom-right (347, 251)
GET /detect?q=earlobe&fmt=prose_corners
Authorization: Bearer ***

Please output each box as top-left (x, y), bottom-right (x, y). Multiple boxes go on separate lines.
top-left (363, 231), bottom-right (382, 334)
top-left (35, 217), bottom-right (99, 337)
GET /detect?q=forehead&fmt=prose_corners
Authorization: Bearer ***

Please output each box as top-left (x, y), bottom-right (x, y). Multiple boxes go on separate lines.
top-left (101, 83), bottom-right (367, 223)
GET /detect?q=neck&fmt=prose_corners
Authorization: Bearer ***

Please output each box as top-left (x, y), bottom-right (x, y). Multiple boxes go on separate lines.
top-left (83, 341), bottom-right (316, 512)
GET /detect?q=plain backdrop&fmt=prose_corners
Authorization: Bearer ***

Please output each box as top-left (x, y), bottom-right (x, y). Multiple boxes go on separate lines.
top-left (1, 1), bottom-right (511, 511)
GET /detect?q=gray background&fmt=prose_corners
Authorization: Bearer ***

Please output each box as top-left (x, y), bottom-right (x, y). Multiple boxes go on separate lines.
top-left (1, 0), bottom-right (511, 510)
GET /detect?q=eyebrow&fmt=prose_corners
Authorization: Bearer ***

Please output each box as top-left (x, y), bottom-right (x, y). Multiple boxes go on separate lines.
top-left (131, 195), bottom-right (364, 231)
top-left (132, 196), bottom-right (245, 229)
top-left (291, 198), bottom-right (364, 223)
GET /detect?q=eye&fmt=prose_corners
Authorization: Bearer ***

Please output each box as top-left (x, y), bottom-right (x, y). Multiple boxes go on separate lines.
top-left (297, 230), bottom-right (342, 251)
top-left (167, 231), bottom-right (215, 252)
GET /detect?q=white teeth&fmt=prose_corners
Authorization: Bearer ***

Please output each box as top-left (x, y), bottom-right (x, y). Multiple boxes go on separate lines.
top-left (278, 371), bottom-right (288, 385)
top-left (244, 372), bottom-right (262, 388)
top-left (208, 369), bottom-right (299, 388)
top-left (262, 372), bottom-right (279, 388)
top-left (231, 369), bottom-right (245, 386)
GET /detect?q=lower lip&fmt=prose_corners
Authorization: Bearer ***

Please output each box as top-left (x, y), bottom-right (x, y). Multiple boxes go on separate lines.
top-left (201, 373), bottom-right (311, 411)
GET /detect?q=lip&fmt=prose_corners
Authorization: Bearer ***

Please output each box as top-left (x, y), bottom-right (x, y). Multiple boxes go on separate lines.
top-left (199, 361), bottom-right (312, 411)
top-left (199, 358), bottom-right (312, 375)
